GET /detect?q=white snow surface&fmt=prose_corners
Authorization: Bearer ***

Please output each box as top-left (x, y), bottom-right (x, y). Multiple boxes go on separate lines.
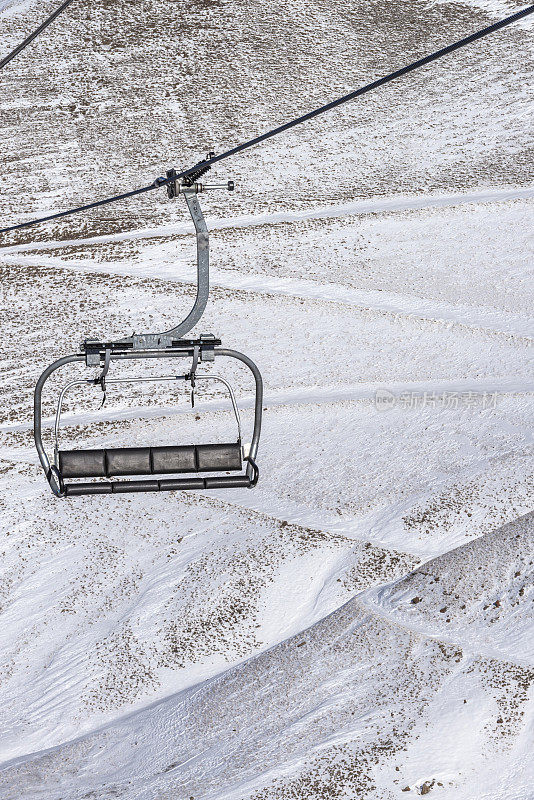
top-left (0, 0), bottom-right (533, 798)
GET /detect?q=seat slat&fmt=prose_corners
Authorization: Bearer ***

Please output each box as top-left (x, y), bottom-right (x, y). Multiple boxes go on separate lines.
top-left (196, 443), bottom-right (243, 472)
top-left (63, 474), bottom-right (251, 496)
top-left (59, 449), bottom-right (106, 478)
top-left (151, 446), bottom-right (196, 474)
top-left (106, 448), bottom-right (151, 476)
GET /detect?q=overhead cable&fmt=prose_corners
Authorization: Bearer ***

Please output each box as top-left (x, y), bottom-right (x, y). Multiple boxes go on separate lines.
top-left (2, 4), bottom-right (533, 235)
top-left (0, 0), bottom-right (77, 71)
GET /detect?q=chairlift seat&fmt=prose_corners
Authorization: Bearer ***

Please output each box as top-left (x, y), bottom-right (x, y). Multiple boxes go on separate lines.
top-left (34, 187), bottom-right (263, 498)
top-left (58, 442), bottom-right (243, 478)
top-left (56, 442), bottom-right (254, 495)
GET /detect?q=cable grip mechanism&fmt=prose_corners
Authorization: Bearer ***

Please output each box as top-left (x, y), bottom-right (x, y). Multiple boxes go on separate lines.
top-left (166, 153), bottom-right (234, 198)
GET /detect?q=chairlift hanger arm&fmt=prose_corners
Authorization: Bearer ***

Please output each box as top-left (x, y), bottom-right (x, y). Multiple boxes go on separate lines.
top-left (84, 178), bottom-right (233, 356)
top-left (117, 187), bottom-right (210, 350)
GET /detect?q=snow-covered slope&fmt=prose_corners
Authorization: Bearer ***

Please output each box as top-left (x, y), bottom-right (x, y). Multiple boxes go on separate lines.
top-left (1, 515), bottom-right (533, 800)
top-left (0, 0), bottom-right (532, 797)
top-left (362, 513), bottom-right (534, 665)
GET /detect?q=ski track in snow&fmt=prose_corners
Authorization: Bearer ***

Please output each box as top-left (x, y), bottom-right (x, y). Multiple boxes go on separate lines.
top-left (5, 251), bottom-right (533, 338)
top-left (2, 186), bottom-right (533, 252)
top-left (356, 593), bottom-right (533, 669)
top-left (4, 188), bottom-right (533, 338)
top-left (2, 376), bottom-right (533, 434)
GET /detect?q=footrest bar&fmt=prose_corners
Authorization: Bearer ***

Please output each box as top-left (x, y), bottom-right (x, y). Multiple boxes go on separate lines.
top-left (64, 475), bottom-right (252, 496)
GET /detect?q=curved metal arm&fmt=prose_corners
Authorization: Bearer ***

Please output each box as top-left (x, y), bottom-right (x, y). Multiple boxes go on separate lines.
top-left (117, 190), bottom-right (209, 349)
top-left (34, 354), bottom-right (85, 495)
top-left (216, 348), bottom-right (263, 480)
top-left (53, 378), bottom-right (93, 461)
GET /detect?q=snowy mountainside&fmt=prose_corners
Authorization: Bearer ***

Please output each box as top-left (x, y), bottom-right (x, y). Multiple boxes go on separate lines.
top-left (361, 512), bottom-right (534, 664)
top-left (1, 515), bottom-right (533, 800)
top-left (0, 0), bottom-right (533, 797)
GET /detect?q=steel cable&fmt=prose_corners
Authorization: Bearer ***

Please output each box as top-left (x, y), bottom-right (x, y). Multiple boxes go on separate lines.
top-left (0, 0), bottom-right (77, 71)
top-left (1, 4), bottom-right (533, 235)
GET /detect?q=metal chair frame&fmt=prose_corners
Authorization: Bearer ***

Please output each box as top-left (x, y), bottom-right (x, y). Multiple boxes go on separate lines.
top-left (34, 181), bottom-right (263, 497)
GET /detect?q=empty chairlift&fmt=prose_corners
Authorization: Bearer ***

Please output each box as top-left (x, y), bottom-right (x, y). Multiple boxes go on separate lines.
top-left (34, 176), bottom-right (262, 497)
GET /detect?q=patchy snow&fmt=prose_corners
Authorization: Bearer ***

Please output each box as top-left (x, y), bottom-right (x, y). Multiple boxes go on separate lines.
top-left (0, 0), bottom-right (533, 798)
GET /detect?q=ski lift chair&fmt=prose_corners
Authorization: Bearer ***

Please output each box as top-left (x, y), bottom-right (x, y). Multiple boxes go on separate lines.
top-left (34, 176), bottom-right (262, 497)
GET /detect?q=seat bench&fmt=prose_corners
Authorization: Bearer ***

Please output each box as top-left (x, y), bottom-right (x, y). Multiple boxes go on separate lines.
top-left (58, 443), bottom-right (243, 478)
